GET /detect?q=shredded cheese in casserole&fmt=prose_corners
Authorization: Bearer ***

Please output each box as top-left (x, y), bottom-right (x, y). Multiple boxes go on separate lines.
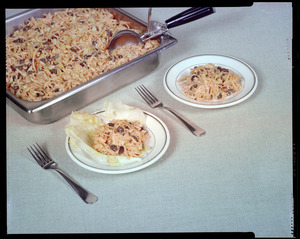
top-left (6, 8), bottom-right (159, 101)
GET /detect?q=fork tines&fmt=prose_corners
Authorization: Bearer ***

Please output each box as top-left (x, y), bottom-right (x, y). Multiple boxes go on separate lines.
top-left (27, 143), bottom-right (52, 167)
top-left (135, 84), bottom-right (158, 106)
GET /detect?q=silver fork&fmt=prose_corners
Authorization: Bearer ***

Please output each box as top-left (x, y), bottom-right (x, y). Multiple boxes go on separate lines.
top-left (27, 143), bottom-right (98, 204)
top-left (135, 85), bottom-right (206, 137)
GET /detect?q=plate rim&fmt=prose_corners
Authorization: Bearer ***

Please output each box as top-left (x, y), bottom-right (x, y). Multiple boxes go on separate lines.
top-left (65, 110), bottom-right (170, 174)
top-left (163, 54), bottom-right (258, 109)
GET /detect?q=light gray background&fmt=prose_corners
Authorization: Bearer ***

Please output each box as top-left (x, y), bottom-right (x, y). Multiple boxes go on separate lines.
top-left (6, 4), bottom-right (293, 236)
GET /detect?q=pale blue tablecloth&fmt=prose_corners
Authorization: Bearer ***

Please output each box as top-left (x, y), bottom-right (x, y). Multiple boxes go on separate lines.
top-left (6, 4), bottom-right (293, 236)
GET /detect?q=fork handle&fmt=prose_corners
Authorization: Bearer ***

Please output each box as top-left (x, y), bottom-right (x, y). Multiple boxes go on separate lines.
top-left (163, 107), bottom-right (206, 137)
top-left (55, 168), bottom-right (98, 204)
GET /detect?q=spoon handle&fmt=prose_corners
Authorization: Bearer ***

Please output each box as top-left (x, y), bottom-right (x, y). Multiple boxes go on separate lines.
top-left (165, 7), bottom-right (215, 29)
top-left (147, 8), bottom-right (152, 34)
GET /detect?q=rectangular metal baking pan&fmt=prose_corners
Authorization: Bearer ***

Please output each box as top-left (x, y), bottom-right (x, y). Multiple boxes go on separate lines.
top-left (6, 8), bottom-right (177, 124)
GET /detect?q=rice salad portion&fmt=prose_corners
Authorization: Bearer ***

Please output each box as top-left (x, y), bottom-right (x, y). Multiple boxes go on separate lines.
top-left (65, 100), bottom-right (151, 166)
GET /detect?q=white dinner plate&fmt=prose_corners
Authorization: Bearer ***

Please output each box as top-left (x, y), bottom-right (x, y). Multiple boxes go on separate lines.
top-left (65, 110), bottom-right (170, 174)
top-left (163, 54), bottom-right (258, 108)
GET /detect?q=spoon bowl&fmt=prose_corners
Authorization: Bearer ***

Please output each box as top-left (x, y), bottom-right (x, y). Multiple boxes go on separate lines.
top-left (108, 30), bottom-right (143, 52)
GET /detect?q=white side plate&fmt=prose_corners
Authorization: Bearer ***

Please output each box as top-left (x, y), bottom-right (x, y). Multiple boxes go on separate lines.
top-left (65, 110), bottom-right (170, 174)
top-left (163, 54), bottom-right (258, 108)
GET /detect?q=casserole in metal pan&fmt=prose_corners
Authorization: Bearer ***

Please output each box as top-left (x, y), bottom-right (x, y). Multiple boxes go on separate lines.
top-left (6, 8), bottom-right (177, 124)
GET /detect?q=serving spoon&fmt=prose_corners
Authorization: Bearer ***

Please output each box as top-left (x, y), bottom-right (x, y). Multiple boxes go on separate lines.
top-left (108, 7), bottom-right (215, 52)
